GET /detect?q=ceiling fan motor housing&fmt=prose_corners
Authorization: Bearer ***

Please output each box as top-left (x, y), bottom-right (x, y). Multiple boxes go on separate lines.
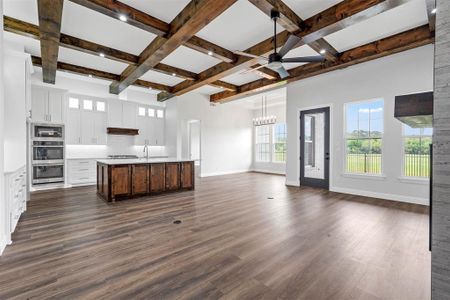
top-left (270, 9), bottom-right (280, 20)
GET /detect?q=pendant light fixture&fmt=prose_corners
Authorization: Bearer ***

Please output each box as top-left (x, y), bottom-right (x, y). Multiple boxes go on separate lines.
top-left (253, 95), bottom-right (276, 126)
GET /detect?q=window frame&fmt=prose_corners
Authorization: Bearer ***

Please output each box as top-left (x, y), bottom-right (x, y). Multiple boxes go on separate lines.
top-left (401, 125), bottom-right (432, 178)
top-left (343, 98), bottom-right (385, 176)
top-left (255, 125), bottom-right (272, 163)
top-left (272, 123), bottom-right (287, 163)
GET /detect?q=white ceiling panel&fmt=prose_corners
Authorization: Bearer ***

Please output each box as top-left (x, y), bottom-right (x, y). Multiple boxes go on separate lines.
top-left (58, 48), bottom-right (129, 74)
top-left (324, 0), bottom-right (428, 52)
top-left (192, 85), bottom-right (224, 96)
top-left (283, 0), bottom-right (344, 20)
top-left (161, 46), bottom-right (221, 73)
top-left (4, 0), bottom-right (38, 25)
top-left (61, 1), bottom-right (156, 56)
top-left (120, 0), bottom-right (190, 23)
top-left (4, 32), bottom-right (41, 56)
top-left (282, 44), bottom-right (319, 70)
top-left (222, 71), bottom-right (263, 86)
top-left (196, 0), bottom-right (274, 51)
top-left (139, 70), bottom-right (185, 86)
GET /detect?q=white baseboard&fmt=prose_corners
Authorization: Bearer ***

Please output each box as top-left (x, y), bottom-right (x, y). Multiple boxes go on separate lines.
top-left (200, 169), bottom-right (250, 178)
top-left (252, 169), bottom-right (286, 175)
top-left (330, 186), bottom-right (428, 206)
top-left (285, 180), bottom-right (300, 187)
top-left (0, 235), bottom-right (8, 256)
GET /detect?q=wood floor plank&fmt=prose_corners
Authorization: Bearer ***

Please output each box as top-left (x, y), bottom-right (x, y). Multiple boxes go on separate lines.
top-left (0, 173), bottom-right (430, 299)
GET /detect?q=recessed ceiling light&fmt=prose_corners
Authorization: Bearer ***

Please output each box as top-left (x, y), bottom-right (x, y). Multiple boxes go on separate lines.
top-left (172, 73), bottom-right (176, 77)
top-left (431, 8), bottom-right (437, 14)
top-left (119, 14), bottom-right (127, 22)
top-left (207, 50), bottom-right (213, 56)
top-left (148, 87), bottom-right (152, 90)
top-left (99, 53), bottom-right (105, 57)
top-left (320, 49), bottom-right (326, 54)
top-left (88, 74), bottom-right (93, 78)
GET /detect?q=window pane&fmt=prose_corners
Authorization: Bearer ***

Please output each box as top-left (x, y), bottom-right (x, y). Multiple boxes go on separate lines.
top-left (138, 107), bottom-right (146, 116)
top-left (370, 119), bottom-right (383, 138)
top-left (255, 125), bottom-right (271, 162)
top-left (157, 109), bottom-right (164, 118)
top-left (148, 108), bottom-right (155, 117)
top-left (403, 124), bottom-right (432, 177)
top-left (83, 99), bottom-right (93, 110)
top-left (273, 123), bottom-right (287, 162)
top-left (96, 101), bottom-right (105, 112)
top-left (69, 97), bottom-right (79, 109)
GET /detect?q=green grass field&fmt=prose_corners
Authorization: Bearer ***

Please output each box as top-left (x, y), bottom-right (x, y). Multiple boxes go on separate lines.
top-left (346, 154), bottom-right (430, 177)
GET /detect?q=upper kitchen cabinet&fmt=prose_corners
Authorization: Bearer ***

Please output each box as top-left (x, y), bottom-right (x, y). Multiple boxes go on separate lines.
top-left (31, 87), bottom-right (65, 123)
top-left (107, 100), bottom-right (137, 129)
top-left (135, 106), bottom-right (165, 146)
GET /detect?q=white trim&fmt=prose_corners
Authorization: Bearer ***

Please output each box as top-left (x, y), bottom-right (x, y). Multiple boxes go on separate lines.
top-left (341, 172), bottom-right (387, 180)
top-left (397, 176), bottom-right (429, 185)
top-left (200, 169), bottom-right (250, 177)
top-left (252, 168), bottom-right (285, 175)
top-left (0, 235), bottom-right (7, 255)
top-left (330, 186), bottom-right (428, 206)
top-left (285, 180), bottom-right (299, 186)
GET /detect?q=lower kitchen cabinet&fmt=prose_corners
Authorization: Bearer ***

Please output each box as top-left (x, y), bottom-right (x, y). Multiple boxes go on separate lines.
top-left (67, 159), bottom-right (97, 185)
top-left (5, 165), bottom-right (27, 244)
top-left (97, 161), bottom-right (194, 202)
top-left (165, 163), bottom-right (181, 191)
top-left (150, 163), bottom-right (165, 193)
top-left (132, 165), bottom-right (148, 195)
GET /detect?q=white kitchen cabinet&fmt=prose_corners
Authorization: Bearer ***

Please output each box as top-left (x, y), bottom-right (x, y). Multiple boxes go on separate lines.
top-left (122, 102), bottom-right (137, 128)
top-left (154, 118), bottom-right (165, 146)
top-left (67, 159), bottom-right (96, 186)
top-left (107, 99), bottom-right (123, 128)
top-left (136, 116), bottom-right (149, 145)
top-left (81, 110), bottom-right (96, 144)
top-left (95, 112), bottom-right (107, 145)
top-left (5, 165), bottom-right (27, 244)
top-left (66, 108), bottom-right (81, 144)
top-left (31, 87), bottom-right (64, 123)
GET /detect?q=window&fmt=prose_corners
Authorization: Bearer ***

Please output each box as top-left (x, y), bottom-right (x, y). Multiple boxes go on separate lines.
top-left (96, 101), bottom-right (105, 112)
top-left (273, 123), bottom-right (287, 162)
top-left (138, 107), bottom-right (146, 116)
top-left (345, 99), bottom-right (383, 174)
top-left (403, 125), bottom-right (432, 177)
top-left (69, 97), bottom-right (79, 109)
top-left (148, 108), bottom-right (155, 117)
top-left (157, 109), bottom-right (164, 118)
top-left (255, 125), bottom-right (271, 162)
top-left (83, 99), bottom-right (93, 110)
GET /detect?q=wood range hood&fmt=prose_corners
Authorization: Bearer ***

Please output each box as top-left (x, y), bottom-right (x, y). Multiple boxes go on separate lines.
top-left (394, 91), bottom-right (433, 128)
top-left (106, 127), bottom-right (139, 135)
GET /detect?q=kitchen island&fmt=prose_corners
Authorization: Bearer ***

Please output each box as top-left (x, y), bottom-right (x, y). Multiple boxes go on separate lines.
top-left (97, 158), bottom-right (195, 202)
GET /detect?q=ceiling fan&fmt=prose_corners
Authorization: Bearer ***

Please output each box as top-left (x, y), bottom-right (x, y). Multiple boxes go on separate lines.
top-left (235, 10), bottom-right (325, 79)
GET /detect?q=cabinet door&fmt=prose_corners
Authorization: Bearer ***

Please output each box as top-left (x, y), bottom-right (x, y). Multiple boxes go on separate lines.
top-left (94, 112), bottom-right (107, 145)
top-left (80, 110), bottom-right (96, 144)
top-left (150, 164), bottom-right (165, 193)
top-left (48, 91), bottom-right (63, 123)
top-left (132, 165), bottom-right (148, 195)
top-left (122, 102), bottom-right (137, 128)
top-left (66, 109), bottom-right (81, 144)
top-left (107, 99), bottom-right (122, 128)
top-left (111, 165), bottom-right (131, 198)
top-left (165, 163), bottom-right (180, 191)
top-left (154, 118), bottom-right (165, 145)
top-left (181, 162), bottom-right (194, 189)
top-left (136, 116), bottom-right (149, 145)
top-left (31, 88), bottom-right (48, 122)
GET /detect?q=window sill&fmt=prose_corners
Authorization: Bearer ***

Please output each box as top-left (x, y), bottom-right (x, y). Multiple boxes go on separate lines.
top-left (341, 172), bottom-right (387, 180)
top-left (397, 176), bottom-right (429, 185)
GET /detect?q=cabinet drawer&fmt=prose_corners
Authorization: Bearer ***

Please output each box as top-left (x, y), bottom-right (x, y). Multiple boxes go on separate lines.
top-left (68, 160), bottom-right (96, 168)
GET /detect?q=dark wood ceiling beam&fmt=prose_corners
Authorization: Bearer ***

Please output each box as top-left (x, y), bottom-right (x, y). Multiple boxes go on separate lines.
top-left (164, 0), bottom-right (410, 100)
top-left (251, 64), bottom-right (278, 79)
top-left (184, 36), bottom-right (236, 63)
top-left (210, 25), bottom-right (434, 103)
top-left (31, 55), bottom-right (172, 92)
top-left (248, 0), bottom-right (339, 61)
top-left (68, 0), bottom-right (169, 36)
top-left (37, 0), bottom-right (64, 84)
top-left (110, 0), bottom-right (237, 94)
top-left (209, 81), bottom-right (238, 92)
top-left (425, 0), bottom-right (436, 32)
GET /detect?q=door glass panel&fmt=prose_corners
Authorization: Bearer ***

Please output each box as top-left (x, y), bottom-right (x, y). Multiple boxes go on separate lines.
top-left (304, 112), bottom-right (325, 179)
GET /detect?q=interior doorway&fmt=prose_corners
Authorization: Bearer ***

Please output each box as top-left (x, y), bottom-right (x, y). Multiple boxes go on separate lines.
top-left (300, 107), bottom-right (330, 189)
top-left (188, 120), bottom-right (201, 177)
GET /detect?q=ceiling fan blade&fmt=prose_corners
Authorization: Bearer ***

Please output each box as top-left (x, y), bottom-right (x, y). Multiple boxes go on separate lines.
top-left (278, 34), bottom-right (302, 58)
top-left (239, 63), bottom-right (268, 75)
top-left (234, 50), bottom-right (268, 60)
top-left (282, 56), bottom-right (325, 63)
top-left (268, 65), bottom-right (289, 79)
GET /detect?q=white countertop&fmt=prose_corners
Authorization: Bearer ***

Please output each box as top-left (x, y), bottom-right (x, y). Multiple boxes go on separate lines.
top-left (96, 157), bottom-right (194, 165)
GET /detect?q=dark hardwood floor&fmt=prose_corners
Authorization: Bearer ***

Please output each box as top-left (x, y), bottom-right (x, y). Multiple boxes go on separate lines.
top-left (0, 173), bottom-right (430, 299)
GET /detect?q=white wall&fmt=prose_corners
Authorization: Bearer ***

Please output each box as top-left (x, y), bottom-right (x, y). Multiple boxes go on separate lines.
top-left (0, 0), bottom-right (7, 254)
top-left (165, 93), bottom-right (253, 177)
top-left (286, 45), bottom-right (434, 205)
top-left (252, 103), bottom-right (286, 174)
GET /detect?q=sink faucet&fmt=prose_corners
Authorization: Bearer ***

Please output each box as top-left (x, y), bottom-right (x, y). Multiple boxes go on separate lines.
top-left (143, 144), bottom-right (149, 160)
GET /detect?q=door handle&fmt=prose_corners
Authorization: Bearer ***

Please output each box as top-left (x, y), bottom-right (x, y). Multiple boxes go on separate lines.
top-left (325, 153), bottom-right (330, 160)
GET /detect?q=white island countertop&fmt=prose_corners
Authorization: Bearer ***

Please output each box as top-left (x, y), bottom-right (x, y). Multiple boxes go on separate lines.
top-left (96, 157), bottom-right (194, 165)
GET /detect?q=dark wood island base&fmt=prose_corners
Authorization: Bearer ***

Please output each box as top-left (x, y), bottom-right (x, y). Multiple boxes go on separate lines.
top-left (97, 160), bottom-right (195, 202)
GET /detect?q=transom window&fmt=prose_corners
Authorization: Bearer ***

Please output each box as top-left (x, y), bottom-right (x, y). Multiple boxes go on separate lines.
top-left (403, 125), bottom-right (432, 178)
top-left (345, 99), bottom-right (384, 174)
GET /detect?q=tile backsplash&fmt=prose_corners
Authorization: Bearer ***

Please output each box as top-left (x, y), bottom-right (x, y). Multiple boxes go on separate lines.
top-left (66, 135), bottom-right (167, 159)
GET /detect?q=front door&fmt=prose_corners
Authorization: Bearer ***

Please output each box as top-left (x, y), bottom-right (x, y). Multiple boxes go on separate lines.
top-left (300, 107), bottom-right (330, 189)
